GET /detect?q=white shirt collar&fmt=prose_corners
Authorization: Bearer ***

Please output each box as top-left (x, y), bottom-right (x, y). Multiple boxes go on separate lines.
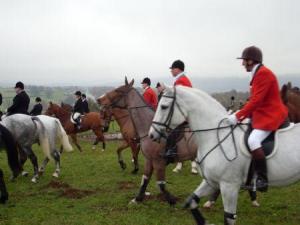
top-left (143, 86), bottom-right (150, 93)
top-left (174, 71), bottom-right (185, 81)
top-left (251, 64), bottom-right (261, 76)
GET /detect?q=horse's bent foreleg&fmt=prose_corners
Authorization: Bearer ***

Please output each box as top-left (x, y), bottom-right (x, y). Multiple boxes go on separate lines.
top-left (0, 169), bottom-right (8, 204)
top-left (134, 159), bottom-right (153, 203)
top-left (92, 129), bottom-right (105, 151)
top-left (154, 160), bottom-right (177, 205)
top-left (184, 180), bottom-right (217, 225)
top-left (117, 141), bottom-right (129, 170)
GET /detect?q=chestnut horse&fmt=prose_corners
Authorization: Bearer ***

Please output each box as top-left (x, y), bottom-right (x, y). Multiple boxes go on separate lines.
top-left (100, 106), bottom-right (141, 174)
top-left (281, 82), bottom-right (300, 122)
top-left (98, 78), bottom-right (198, 205)
top-left (45, 102), bottom-right (107, 151)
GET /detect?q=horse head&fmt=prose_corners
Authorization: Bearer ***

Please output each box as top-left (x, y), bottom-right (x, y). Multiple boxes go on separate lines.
top-left (149, 86), bottom-right (187, 142)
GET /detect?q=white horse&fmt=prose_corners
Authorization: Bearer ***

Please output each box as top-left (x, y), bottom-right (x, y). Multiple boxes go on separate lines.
top-left (1, 114), bottom-right (73, 183)
top-left (149, 86), bottom-right (300, 225)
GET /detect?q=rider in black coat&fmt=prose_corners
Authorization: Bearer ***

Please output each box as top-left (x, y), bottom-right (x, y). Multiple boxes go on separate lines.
top-left (81, 94), bottom-right (90, 114)
top-left (30, 97), bottom-right (43, 116)
top-left (72, 91), bottom-right (84, 129)
top-left (7, 82), bottom-right (30, 116)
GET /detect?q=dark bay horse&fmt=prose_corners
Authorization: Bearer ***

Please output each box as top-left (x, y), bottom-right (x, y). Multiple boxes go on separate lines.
top-left (0, 124), bottom-right (22, 203)
top-left (98, 78), bottom-right (197, 205)
top-left (281, 82), bottom-right (300, 122)
top-left (45, 102), bottom-right (107, 151)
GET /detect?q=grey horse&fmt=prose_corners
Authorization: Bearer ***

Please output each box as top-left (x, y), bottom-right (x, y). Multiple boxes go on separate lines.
top-left (1, 114), bottom-right (73, 183)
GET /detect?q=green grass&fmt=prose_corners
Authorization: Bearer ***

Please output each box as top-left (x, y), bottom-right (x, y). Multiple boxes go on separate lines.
top-left (0, 141), bottom-right (299, 225)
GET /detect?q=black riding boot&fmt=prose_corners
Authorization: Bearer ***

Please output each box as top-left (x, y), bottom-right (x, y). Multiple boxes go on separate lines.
top-left (251, 148), bottom-right (268, 192)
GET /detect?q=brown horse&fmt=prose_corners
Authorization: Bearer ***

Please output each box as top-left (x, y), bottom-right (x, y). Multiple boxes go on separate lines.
top-left (281, 82), bottom-right (300, 122)
top-left (101, 106), bottom-right (141, 174)
top-left (45, 102), bottom-right (107, 151)
top-left (98, 78), bottom-right (198, 205)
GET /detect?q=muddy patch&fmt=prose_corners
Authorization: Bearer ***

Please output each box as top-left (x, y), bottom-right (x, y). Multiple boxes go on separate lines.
top-left (42, 180), bottom-right (96, 199)
top-left (144, 193), bottom-right (181, 202)
top-left (118, 181), bottom-right (137, 190)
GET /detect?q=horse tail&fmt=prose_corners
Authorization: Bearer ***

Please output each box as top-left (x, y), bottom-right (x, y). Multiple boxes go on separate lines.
top-left (32, 117), bottom-right (52, 159)
top-left (0, 124), bottom-right (22, 176)
top-left (55, 119), bottom-right (73, 152)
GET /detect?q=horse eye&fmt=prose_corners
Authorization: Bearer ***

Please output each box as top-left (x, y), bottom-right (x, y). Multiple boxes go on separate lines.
top-left (161, 105), bottom-right (168, 110)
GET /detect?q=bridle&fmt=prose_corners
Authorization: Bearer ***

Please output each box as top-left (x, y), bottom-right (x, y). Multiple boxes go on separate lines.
top-left (151, 87), bottom-right (188, 138)
top-left (151, 87), bottom-right (249, 164)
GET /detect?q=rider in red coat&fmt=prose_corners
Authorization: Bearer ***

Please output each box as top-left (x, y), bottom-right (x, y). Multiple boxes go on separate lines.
top-left (164, 60), bottom-right (193, 163)
top-left (141, 77), bottom-right (158, 110)
top-left (227, 46), bottom-right (288, 192)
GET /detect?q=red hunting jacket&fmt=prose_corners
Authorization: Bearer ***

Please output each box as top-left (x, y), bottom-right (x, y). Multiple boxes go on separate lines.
top-left (143, 87), bottom-right (158, 110)
top-left (236, 65), bottom-right (288, 131)
top-left (174, 75), bottom-right (192, 87)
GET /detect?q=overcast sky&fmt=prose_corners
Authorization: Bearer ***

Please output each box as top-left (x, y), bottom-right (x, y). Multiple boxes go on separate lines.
top-left (0, 0), bottom-right (299, 86)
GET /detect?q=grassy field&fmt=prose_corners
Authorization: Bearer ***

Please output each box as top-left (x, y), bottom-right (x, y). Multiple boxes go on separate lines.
top-left (0, 140), bottom-right (299, 225)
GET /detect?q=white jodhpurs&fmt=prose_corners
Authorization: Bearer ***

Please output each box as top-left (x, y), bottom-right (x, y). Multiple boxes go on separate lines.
top-left (248, 129), bottom-right (272, 151)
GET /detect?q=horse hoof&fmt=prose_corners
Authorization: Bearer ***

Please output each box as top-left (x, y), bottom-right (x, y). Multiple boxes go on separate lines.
top-left (191, 169), bottom-right (198, 174)
top-left (92, 146), bottom-right (96, 150)
top-left (52, 172), bottom-right (59, 178)
top-left (252, 200), bottom-right (260, 207)
top-left (203, 201), bottom-right (215, 209)
top-left (129, 198), bottom-right (138, 205)
top-left (31, 177), bottom-right (38, 183)
top-left (145, 192), bottom-right (151, 196)
top-left (101, 149), bottom-right (105, 152)
top-left (22, 171), bottom-right (29, 177)
top-left (131, 169), bottom-right (139, 174)
top-left (172, 168), bottom-right (181, 173)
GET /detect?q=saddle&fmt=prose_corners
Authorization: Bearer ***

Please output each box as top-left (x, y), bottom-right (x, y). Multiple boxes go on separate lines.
top-left (244, 118), bottom-right (290, 156)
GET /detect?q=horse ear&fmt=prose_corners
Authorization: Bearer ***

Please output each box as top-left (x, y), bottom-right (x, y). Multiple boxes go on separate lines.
top-left (287, 82), bottom-right (292, 89)
top-left (49, 101), bottom-right (53, 106)
top-left (125, 76), bottom-right (129, 85)
top-left (129, 79), bottom-right (134, 86)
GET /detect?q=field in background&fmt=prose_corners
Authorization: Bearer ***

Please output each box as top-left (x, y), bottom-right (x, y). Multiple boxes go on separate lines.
top-left (0, 140), bottom-right (299, 225)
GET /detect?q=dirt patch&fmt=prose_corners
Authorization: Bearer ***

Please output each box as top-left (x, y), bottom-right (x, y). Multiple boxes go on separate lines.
top-left (42, 180), bottom-right (96, 199)
top-left (118, 181), bottom-right (137, 190)
top-left (144, 193), bottom-right (181, 202)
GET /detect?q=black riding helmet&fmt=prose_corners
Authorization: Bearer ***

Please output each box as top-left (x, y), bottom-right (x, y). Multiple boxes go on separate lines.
top-left (237, 46), bottom-right (263, 63)
top-left (74, 91), bottom-right (82, 96)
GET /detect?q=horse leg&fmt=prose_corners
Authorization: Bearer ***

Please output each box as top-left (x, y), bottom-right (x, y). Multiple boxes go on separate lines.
top-left (203, 190), bottom-right (220, 209)
top-left (92, 129), bottom-right (105, 151)
top-left (184, 180), bottom-right (217, 225)
top-left (132, 159), bottom-right (153, 203)
top-left (220, 182), bottom-right (239, 225)
top-left (191, 160), bottom-right (198, 174)
top-left (71, 134), bottom-right (82, 152)
top-left (18, 147), bottom-right (29, 177)
top-left (23, 147), bottom-right (39, 183)
top-left (249, 190), bottom-right (259, 207)
top-left (154, 160), bottom-right (177, 205)
top-left (0, 169), bottom-right (8, 204)
top-left (117, 141), bottom-right (129, 170)
top-left (130, 142), bottom-right (140, 174)
top-left (51, 150), bottom-right (61, 178)
top-left (38, 157), bottom-right (50, 175)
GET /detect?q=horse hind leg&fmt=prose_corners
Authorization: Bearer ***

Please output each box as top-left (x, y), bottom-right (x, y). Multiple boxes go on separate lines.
top-left (130, 143), bottom-right (140, 174)
top-left (18, 146), bottom-right (29, 177)
top-left (71, 134), bottom-right (82, 152)
top-left (0, 169), bottom-right (8, 204)
top-left (23, 147), bottom-right (39, 183)
top-left (51, 150), bottom-right (61, 178)
top-left (92, 129), bottom-right (105, 151)
top-left (38, 157), bottom-right (50, 175)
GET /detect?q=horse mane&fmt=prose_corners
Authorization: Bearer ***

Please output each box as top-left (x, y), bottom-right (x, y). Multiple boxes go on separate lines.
top-left (177, 86), bottom-right (227, 114)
